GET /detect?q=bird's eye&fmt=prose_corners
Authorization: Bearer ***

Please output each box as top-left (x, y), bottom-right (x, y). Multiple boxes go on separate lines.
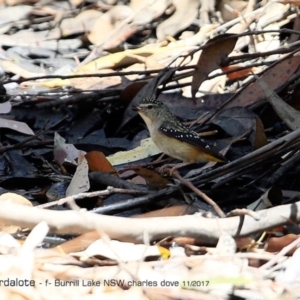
top-left (147, 105), bottom-right (153, 109)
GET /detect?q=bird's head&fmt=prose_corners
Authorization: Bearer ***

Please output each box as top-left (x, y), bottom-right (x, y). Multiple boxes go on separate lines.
top-left (132, 98), bottom-right (167, 126)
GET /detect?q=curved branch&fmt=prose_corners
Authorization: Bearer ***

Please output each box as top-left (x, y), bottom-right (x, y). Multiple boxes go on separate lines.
top-left (0, 201), bottom-right (299, 244)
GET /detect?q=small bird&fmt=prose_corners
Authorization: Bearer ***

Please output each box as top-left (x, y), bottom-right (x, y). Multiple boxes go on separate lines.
top-left (132, 98), bottom-right (225, 164)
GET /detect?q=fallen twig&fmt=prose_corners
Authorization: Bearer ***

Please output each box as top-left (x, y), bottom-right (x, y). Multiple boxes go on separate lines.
top-left (172, 171), bottom-right (225, 218)
top-left (1, 199), bottom-right (300, 244)
top-left (38, 187), bottom-right (149, 209)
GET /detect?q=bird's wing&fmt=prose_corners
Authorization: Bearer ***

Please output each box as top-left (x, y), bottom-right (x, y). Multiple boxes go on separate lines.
top-left (159, 123), bottom-right (226, 162)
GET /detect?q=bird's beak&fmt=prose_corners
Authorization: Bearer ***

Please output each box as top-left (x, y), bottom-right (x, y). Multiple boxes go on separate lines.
top-left (132, 105), bottom-right (141, 112)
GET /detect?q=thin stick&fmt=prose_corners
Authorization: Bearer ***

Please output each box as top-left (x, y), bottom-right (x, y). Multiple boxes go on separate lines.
top-left (38, 188), bottom-right (148, 209)
top-left (172, 171), bottom-right (225, 218)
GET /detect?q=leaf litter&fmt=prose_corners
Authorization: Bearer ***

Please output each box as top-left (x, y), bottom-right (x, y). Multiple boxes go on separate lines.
top-left (1, 0), bottom-right (300, 299)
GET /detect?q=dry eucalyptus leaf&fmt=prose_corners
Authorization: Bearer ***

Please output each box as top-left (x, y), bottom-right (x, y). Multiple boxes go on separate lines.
top-left (256, 2), bottom-right (290, 29)
top-left (66, 152), bottom-right (90, 196)
top-left (156, 0), bottom-right (199, 40)
top-left (0, 193), bottom-right (32, 206)
top-left (254, 117), bottom-right (268, 149)
top-left (1, 60), bottom-right (44, 78)
top-left (218, 0), bottom-right (248, 22)
top-left (266, 234), bottom-right (299, 255)
top-left (254, 73), bottom-right (300, 130)
top-left (0, 101), bottom-right (11, 114)
top-left (0, 118), bottom-right (34, 135)
top-left (247, 186), bottom-right (282, 211)
top-left (197, 69), bottom-right (227, 97)
top-left (226, 55), bottom-right (300, 108)
top-left (130, 0), bottom-right (171, 25)
top-left (70, 69), bottom-right (121, 90)
top-left (53, 132), bottom-right (83, 165)
top-left (87, 5), bottom-right (133, 45)
top-left (85, 151), bottom-right (117, 175)
top-left (0, 193), bottom-right (32, 234)
top-left (70, 239), bottom-right (161, 262)
top-left (191, 34), bottom-right (238, 98)
top-left (130, 167), bottom-right (171, 189)
top-left (60, 10), bottom-right (102, 37)
top-left (0, 5), bottom-right (32, 33)
top-left (216, 232), bottom-right (237, 255)
top-left (107, 138), bottom-right (161, 166)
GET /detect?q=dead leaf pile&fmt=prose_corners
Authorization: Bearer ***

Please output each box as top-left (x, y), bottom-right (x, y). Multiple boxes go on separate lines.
top-left (1, 0), bottom-right (300, 299)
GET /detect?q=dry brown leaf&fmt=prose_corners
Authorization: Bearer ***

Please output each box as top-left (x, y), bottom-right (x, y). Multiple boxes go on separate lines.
top-left (54, 231), bottom-right (101, 253)
top-left (156, 0), bottom-right (199, 40)
top-left (265, 234), bottom-right (299, 254)
top-left (288, 14), bottom-right (300, 44)
top-left (87, 5), bottom-right (133, 45)
top-left (226, 55), bottom-right (300, 108)
top-left (235, 237), bottom-right (256, 251)
top-left (60, 10), bottom-right (102, 37)
top-left (130, 167), bottom-right (171, 189)
top-left (120, 81), bottom-right (148, 103)
top-left (85, 151), bottom-right (117, 175)
top-left (253, 117), bottom-right (268, 149)
top-left (191, 34), bottom-right (238, 98)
